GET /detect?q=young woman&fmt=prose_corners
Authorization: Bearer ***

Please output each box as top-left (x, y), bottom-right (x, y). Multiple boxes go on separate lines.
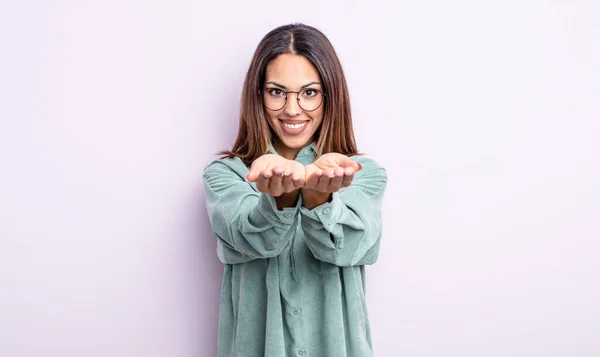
top-left (203, 23), bottom-right (387, 357)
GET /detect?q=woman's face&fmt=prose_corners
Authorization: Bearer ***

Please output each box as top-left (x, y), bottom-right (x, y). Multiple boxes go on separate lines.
top-left (263, 54), bottom-right (324, 160)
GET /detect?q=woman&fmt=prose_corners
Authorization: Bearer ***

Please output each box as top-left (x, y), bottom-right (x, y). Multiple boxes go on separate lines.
top-left (203, 23), bottom-right (387, 357)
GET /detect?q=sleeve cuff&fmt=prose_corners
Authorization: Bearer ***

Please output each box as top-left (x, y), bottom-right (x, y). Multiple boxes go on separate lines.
top-left (255, 192), bottom-right (302, 226)
top-left (299, 192), bottom-right (342, 232)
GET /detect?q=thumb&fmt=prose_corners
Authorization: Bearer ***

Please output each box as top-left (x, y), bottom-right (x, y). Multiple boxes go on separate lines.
top-left (246, 158), bottom-right (267, 182)
top-left (337, 156), bottom-right (361, 171)
top-left (245, 170), bottom-right (259, 182)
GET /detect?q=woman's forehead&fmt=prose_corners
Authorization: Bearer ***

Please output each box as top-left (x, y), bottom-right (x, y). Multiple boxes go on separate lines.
top-left (265, 54), bottom-right (320, 85)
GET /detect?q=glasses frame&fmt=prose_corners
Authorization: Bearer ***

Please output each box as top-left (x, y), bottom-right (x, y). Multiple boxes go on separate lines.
top-left (260, 87), bottom-right (326, 112)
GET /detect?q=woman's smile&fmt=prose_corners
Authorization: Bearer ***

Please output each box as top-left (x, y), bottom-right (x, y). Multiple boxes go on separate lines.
top-left (279, 119), bottom-right (310, 135)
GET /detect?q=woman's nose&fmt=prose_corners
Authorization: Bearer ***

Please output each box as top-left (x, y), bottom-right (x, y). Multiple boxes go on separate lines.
top-left (283, 94), bottom-right (302, 116)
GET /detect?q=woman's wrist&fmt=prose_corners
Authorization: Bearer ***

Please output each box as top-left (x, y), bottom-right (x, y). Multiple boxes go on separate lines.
top-left (274, 190), bottom-right (300, 210)
top-left (301, 188), bottom-right (332, 210)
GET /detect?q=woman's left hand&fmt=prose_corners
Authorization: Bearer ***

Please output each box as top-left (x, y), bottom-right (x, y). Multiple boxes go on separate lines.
top-left (303, 153), bottom-right (362, 193)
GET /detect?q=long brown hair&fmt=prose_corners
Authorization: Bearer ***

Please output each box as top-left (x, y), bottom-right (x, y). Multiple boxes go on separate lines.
top-left (220, 23), bottom-right (358, 166)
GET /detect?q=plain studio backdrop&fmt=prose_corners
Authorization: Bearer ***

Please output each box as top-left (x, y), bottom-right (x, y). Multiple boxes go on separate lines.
top-left (1, 1), bottom-right (599, 356)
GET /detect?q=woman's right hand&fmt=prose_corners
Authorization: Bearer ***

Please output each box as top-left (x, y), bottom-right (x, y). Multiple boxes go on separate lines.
top-left (245, 154), bottom-right (305, 197)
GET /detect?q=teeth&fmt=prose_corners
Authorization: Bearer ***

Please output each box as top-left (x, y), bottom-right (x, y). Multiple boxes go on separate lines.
top-left (284, 122), bottom-right (307, 129)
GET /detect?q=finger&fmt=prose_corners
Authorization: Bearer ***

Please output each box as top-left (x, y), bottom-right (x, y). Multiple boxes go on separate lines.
top-left (292, 174), bottom-right (304, 189)
top-left (291, 164), bottom-right (305, 189)
top-left (281, 169), bottom-right (295, 192)
top-left (282, 162), bottom-right (294, 181)
top-left (246, 155), bottom-right (270, 182)
top-left (304, 169), bottom-right (322, 189)
top-left (323, 168), bottom-right (336, 179)
top-left (290, 165), bottom-right (305, 189)
top-left (269, 166), bottom-right (284, 196)
top-left (256, 174), bottom-right (269, 192)
top-left (256, 164), bottom-right (274, 192)
top-left (315, 174), bottom-right (330, 192)
top-left (291, 162), bottom-right (306, 188)
top-left (338, 157), bottom-right (361, 171)
top-left (246, 166), bottom-right (261, 182)
top-left (281, 160), bottom-right (295, 193)
top-left (328, 167), bottom-right (344, 192)
top-left (262, 163), bottom-right (274, 178)
top-left (272, 165), bottom-right (284, 176)
top-left (341, 167), bottom-right (355, 187)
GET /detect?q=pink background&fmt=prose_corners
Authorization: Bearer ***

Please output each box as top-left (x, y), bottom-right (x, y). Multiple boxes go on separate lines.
top-left (1, 1), bottom-right (599, 356)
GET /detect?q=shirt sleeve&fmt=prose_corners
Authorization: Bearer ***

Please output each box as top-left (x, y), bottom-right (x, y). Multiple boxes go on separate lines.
top-left (202, 158), bottom-right (301, 264)
top-left (299, 156), bottom-right (387, 267)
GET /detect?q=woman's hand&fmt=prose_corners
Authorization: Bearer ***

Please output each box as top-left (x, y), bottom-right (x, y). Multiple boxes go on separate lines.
top-left (303, 153), bottom-right (361, 193)
top-left (302, 153), bottom-right (362, 209)
top-left (245, 154), bottom-right (305, 197)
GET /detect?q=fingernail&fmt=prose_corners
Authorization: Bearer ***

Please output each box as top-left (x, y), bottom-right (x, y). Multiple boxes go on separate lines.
top-left (283, 171), bottom-right (291, 176)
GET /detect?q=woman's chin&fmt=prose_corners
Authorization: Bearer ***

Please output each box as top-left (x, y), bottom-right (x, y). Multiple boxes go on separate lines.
top-left (280, 136), bottom-right (311, 150)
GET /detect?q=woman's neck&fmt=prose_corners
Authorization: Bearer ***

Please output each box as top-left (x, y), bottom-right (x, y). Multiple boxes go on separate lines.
top-left (272, 141), bottom-right (300, 160)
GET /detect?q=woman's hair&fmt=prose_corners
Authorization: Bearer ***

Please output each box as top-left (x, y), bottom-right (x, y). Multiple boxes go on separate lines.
top-left (220, 23), bottom-right (358, 166)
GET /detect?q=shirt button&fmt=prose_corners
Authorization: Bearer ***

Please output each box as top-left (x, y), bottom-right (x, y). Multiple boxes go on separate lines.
top-left (284, 213), bottom-right (293, 218)
top-left (298, 350), bottom-right (305, 356)
top-left (293, 308), bottom-right (302, 315)
top-left (322, 207), bottom-right (331, 215)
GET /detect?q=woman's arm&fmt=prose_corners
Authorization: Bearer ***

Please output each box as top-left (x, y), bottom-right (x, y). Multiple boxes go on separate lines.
top-left (300, 156), bottom-right (387, 266)
top-left (202, 158), bottom-right (301, 264)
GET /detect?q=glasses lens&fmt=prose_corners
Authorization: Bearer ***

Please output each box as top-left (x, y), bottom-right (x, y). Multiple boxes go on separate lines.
top-left (298, 89), bottom-right (323, 111)
top-left (263, 88), bottom-right (286, 111)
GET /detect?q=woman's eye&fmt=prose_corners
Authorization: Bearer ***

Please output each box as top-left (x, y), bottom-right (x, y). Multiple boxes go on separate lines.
top-left (267, 88), bottom-right (284, 97)
top-left (303, 89), bottom-right (317, 97)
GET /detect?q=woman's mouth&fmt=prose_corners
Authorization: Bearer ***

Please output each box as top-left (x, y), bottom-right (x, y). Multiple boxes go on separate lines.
top-left (279, 120), bottom-right (309, 135)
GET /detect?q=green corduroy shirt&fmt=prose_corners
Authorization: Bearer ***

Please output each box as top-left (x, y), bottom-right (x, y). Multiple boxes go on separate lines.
top-left (202, 141), bottom-right (388, 357)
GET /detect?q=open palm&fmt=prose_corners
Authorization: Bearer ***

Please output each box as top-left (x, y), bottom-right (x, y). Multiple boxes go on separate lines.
top-left (304, 153), bottom-right (362, 192)
top-left (245, 154), bottom-right (305, 197)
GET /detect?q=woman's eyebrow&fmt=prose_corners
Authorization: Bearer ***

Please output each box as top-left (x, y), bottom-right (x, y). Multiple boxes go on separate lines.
top-left (265, 81), bottom-right (321, 89)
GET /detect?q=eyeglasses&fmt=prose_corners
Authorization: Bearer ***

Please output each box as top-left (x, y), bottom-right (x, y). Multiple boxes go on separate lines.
top-left (261, 87), bottom-right (326, 112)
